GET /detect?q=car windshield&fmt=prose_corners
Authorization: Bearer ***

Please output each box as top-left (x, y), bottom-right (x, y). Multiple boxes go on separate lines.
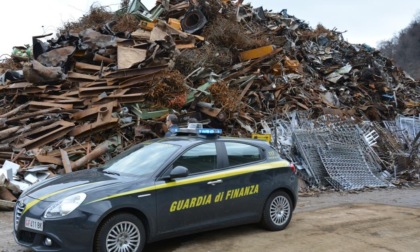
top-left (103, 142), bottom-right (180, 176)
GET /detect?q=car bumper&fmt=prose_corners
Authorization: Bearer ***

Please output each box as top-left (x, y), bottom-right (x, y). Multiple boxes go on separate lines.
top-left (14, 210), bottom-right (99, 252)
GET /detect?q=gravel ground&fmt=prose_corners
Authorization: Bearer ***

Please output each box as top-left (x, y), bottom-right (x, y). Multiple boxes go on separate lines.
top-left (1, 184), bottom-right (419, 252)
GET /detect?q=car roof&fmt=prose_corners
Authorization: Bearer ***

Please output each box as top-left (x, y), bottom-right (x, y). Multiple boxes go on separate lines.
top-left (153, 135), bottom-right (271, 149)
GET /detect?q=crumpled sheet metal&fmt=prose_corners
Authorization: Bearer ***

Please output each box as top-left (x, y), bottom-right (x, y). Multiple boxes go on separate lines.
top-left (22, 60), bottom-right (66, 84)
top-left (0, 0), bottom-right (418, 192)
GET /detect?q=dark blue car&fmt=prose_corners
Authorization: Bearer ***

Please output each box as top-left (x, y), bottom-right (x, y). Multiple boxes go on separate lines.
top-left (14, 128), bottom-right (298, 252)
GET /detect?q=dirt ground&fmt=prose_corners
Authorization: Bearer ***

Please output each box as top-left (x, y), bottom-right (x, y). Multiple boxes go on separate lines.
top-left (1, 185), bottom-right (419, 252)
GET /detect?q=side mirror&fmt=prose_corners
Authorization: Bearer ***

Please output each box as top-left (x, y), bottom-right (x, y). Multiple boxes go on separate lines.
top-left (169, 166), bottom-right (189, 179)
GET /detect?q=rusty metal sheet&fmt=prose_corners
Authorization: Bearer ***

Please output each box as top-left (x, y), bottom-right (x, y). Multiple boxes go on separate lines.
top-left (70, 101), bottom-right (118, 120)
top-left (131, 29), bottom-right (151, 40)
top-left (36, 46), bottom-right (76, 67)
top-left (23, 60), bottom-right (66, 84)
top-left (117, 46), bottom-right (147, 69)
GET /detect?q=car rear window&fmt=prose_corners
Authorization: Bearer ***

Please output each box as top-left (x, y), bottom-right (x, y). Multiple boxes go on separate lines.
top-left (225, 142), bottom-right (262, 167)
top-left (173, 143), bottom-right (217, 174)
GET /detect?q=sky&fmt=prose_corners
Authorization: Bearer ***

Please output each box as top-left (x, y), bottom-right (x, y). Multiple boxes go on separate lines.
top-left (0, 0), bottom-right (418, 58)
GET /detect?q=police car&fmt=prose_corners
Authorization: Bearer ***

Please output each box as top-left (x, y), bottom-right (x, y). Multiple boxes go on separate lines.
top-left (13, 126), bottom-right (298, 252)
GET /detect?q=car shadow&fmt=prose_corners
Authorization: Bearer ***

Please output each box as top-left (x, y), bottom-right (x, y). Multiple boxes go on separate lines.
top-left (143, 224), bottom-right (262, 251)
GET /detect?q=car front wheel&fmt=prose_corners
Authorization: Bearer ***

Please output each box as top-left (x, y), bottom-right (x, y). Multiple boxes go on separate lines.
top-left (260, 191), bottom-right (293, 231)
top-left (95, 213), bottom-right (146, 252)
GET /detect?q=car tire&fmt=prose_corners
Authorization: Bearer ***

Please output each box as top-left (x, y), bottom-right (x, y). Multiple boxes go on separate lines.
top-left (95, 213), bottom-right (146, 252)
top-left (260, 191), bottom-right (293, 231)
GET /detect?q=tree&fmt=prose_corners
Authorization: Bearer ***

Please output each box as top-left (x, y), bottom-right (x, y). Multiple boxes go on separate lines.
top-left (378, 12), bottom-right (420, 80)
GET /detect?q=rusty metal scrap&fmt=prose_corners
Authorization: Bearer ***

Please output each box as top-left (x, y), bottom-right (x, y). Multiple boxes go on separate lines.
top-left (0, 0), bottom-right (419, 199)
top-left (69, 102), bottom-right (118, 137)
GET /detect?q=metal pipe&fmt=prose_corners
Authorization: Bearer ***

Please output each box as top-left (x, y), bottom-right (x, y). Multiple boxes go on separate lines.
top-left (71, 141), bottom-right (111, 171)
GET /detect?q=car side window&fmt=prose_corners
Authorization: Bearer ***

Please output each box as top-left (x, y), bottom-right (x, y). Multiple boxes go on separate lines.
top-left (225, 142), bottom-right (262, 167)
top-left (173, 143), bottom-right (217, 174)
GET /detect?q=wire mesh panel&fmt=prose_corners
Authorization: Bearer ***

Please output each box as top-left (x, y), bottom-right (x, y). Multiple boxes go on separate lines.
top-left (293, 130), bottom-right (330, 186)
top-left (318, 144), bottom-right (390, 190)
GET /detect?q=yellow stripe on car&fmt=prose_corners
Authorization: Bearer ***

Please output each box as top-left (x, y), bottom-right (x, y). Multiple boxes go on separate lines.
top-left (87, 160), bottom-right (289, 204)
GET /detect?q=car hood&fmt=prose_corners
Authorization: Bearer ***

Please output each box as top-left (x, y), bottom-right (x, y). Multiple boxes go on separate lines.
top-left (21, 168), bottom-right (140, 202)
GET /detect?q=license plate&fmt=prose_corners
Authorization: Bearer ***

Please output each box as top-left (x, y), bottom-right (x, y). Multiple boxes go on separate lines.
top-left (25, 217), bottom-right (43, 231)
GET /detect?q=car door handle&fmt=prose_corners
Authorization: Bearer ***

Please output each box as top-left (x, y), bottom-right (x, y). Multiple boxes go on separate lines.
top-left (207, 179), bottom-right (223, 186)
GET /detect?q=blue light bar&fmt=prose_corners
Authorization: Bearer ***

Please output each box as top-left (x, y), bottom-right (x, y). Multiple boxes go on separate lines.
top-left (197, 128), bottom-right (222, 135)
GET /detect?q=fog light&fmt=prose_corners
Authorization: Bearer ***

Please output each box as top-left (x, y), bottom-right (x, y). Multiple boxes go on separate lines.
top-left (44, 237), bottom-right (52, 246)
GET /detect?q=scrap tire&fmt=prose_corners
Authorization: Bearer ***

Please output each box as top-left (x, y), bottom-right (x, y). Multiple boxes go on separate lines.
top-left (95, 213), bottom-right (146, 252)
top-left (260, 190), bottom-right (293, 231)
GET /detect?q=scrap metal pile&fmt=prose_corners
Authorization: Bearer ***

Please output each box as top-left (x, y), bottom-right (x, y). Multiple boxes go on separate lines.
top-left (0, 0), bottom-right (419, 206)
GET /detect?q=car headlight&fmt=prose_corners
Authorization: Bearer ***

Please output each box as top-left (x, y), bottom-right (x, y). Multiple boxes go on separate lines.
top-left (44, 193), bottom-right (86, 218)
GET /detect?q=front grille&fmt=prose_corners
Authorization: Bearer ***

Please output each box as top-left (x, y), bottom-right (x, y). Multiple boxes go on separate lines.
top-left (19, 230), bottom-right (36, 243)
top-left (14, 200), bottom-right (25, 231)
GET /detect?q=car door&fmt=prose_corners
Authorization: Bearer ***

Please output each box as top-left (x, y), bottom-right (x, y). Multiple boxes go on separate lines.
top-left (155, 142), bottom-right (227, 235)
top-left (216, 141), bottom-right (267, 223)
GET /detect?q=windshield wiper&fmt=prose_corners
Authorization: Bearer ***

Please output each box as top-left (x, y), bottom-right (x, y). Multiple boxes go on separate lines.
top-left (102, 170), bottom-right (120, 176)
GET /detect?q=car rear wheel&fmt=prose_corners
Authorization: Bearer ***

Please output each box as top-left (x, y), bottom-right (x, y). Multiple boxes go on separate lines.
top-left (95, 213), bottom-right (146, 252)
top-left (260, 191), bottom-right (293, 231)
